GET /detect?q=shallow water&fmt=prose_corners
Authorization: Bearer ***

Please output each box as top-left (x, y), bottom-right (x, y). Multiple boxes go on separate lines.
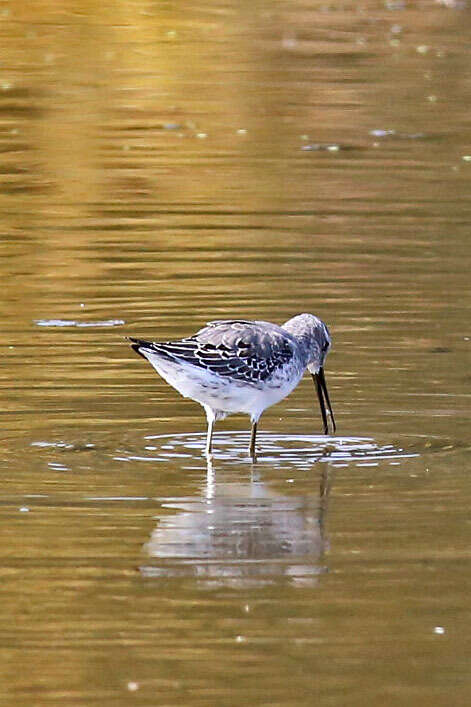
top-left (1, 0), bottom-right (471, 704)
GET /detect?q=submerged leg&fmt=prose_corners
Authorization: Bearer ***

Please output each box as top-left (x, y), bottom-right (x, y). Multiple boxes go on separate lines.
top-left (249, 421), bottom-right (258, 459)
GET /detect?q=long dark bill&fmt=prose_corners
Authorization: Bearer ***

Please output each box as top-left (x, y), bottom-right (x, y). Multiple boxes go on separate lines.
top-left (312, 368), bottom-right (336, 435)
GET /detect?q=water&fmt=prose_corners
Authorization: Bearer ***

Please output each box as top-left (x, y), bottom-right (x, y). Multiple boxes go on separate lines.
top-left (1, 0), bottom-right (471, 704)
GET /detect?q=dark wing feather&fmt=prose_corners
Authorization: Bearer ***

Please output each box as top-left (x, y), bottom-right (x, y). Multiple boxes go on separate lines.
top-left (205, 319), bottom-right (255, 327)
top-left (129, 321), bottom-right (295, 385)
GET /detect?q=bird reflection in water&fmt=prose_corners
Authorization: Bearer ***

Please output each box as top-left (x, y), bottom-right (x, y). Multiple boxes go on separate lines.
top-left (140, 458), bottom-right (333, 588)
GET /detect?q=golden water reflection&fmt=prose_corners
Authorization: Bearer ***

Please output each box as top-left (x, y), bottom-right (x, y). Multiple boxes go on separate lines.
top-left (1, 0), bottom-right (471, 704)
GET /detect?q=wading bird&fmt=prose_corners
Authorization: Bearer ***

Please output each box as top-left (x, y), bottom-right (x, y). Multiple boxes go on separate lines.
top-left (129, 313), bottom-right (336, 457)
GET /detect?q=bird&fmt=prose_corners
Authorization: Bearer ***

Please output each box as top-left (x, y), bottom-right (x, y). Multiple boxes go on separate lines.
top-left (128, 313), bottom-right (336, 458)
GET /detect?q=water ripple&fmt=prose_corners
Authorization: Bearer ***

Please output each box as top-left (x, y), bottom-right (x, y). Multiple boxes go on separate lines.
top-left (34, 318), bottom-right (125, 328)
top-left (133, 431), bottom-right (418, 468)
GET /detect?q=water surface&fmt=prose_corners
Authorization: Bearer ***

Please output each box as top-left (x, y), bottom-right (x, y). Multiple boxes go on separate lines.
top-left (1, 1), bottom-right (471, 704)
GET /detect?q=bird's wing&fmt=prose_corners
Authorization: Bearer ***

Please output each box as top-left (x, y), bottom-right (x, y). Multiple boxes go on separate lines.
top-left (129, 321), bottom-right (296, 385)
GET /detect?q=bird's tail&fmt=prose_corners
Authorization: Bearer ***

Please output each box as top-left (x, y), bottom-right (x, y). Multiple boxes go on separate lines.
top-left (127, 337), bottom-right (155, 360)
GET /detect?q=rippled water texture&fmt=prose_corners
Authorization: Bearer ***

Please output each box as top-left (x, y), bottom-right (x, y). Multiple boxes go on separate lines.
top-left (1, 1), bottom-right (471, 704)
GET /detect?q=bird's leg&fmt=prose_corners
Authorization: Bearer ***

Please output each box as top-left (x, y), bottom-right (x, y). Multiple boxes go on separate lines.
top-left (249, 421), bottom-right (257, 459)
top-left (205, 418), bottom-right (215, 455)
top-left (203, 405), bottom-right (216, 456)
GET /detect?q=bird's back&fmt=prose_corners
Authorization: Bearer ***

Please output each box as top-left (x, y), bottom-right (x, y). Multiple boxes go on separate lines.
top-left (131, 319), bottom-right (300, 387)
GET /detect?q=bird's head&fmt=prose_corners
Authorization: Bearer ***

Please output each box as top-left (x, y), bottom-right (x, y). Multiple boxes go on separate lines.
top-left (283, 313), bottom-right (336, 435)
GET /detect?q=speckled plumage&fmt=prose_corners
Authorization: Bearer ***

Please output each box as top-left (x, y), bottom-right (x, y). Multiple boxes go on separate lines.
top-left (129, 313), bottom-right (336, 457)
